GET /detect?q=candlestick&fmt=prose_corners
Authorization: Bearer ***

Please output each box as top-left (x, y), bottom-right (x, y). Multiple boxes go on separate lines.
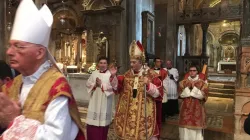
top-left (74, 48), bottom-right (76, 60)
top-left (79, 43), bottom-right (82, 59)
top-left (68, 45), bottom-right (71, 57)
top-left (106, 40), bottom-right (108, 57)
top-left (64, 43), bottom-right (67, 57)
top-left (59, 49), bottom-right (61, 60)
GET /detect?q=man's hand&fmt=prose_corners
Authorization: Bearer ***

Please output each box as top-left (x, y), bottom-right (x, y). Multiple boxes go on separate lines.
top-left (185, 81), bottom-right (192, 89)
top-left (169, 74), bottom-right (174, 80)
top-left (191, 81), bottom-right (195, 88)
top-left (0, 92), bottom-right (21, 128)
top-left (194, 80), bottom-right (203, 89)
top-left (109, 65), bottom-right (117, 77)
top-left (96, 77), bottom-right (102, 87)
top-left (143, 77), bottom-right (151, 85)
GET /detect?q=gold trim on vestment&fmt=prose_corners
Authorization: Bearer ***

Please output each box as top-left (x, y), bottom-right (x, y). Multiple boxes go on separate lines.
top-left (3, 67), bottom-right (85, 133)
top-left (114, 70), bottom-right (157, 140)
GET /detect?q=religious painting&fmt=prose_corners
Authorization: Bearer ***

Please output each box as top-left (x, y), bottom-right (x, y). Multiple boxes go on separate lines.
top-left (147, 20), bottom-right (153, 53)
top-left (142, 11), bottom-right (155, 61)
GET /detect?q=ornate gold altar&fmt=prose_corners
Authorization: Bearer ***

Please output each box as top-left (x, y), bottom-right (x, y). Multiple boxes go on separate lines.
top-left (50, 0), bottom-right (124, 73)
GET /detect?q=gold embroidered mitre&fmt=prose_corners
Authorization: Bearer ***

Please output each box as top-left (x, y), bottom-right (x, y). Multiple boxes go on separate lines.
top-left (129, 40), bottom-right (145, 63)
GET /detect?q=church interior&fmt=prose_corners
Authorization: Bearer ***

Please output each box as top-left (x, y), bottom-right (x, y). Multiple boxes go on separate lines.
top-left (1, 0), bottom-right (250, 139)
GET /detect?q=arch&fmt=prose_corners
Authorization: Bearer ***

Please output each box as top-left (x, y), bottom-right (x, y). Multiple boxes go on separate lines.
top-left (83, 0), bottom-right (115, 10)
top-left (219, 31), bottom-right (240, 45)
top-left (242, 101), bottom-right (250, 114)
top-left (219, 30), bottom-right (240, 40)
top-left (207, 30), bottom-right (215, 44)
top-left (194, 0), bottom-right (205, 9)
top-left (52, 6), bottom-right (80, 30)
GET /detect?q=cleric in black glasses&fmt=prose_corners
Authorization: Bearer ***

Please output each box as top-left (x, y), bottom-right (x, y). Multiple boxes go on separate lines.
top-left (178, 65), bottom-right (208, 140)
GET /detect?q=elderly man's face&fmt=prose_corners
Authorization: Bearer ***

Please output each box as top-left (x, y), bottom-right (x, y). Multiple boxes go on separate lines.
top-left (6, 40), bottom-right (45, 72)
top-left (130, 59), bottom-right (142, 72)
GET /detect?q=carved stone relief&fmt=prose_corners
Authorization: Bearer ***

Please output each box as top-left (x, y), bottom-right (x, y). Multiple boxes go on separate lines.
top-left (178, 0), bottom-right (184, 12)
top-left (82, 5), bottom-right (123, 66)
top-left (82, 0), bottom-right (123, 10)
top-left (95, 32), bottom-right (109, 60)
top-left (240, 48), bottom-right (250, 74)
top-left (234, 96), bottom-right (250, 138)
top-left (177, 4), bottom-right (242, 24)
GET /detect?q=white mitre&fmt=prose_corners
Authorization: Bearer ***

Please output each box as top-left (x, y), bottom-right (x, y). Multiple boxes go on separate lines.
top-left (10, 0), bottom-right (60, 72)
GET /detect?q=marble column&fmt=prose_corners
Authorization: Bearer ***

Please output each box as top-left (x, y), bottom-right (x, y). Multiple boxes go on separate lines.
top-left (165, 0), bottom-right (178, 62)
top-left (184, 24), bottom-right (192, 56)
top-left (234, 1), bottom-right (250, 139)
top-left (0, 0), bottom-right (6, 60)
top-left (201, 23), bottom-right (209, 56)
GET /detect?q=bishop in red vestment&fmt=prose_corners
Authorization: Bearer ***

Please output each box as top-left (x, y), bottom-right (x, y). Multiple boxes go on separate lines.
top-left (112, 41), bottom-right (163, 140)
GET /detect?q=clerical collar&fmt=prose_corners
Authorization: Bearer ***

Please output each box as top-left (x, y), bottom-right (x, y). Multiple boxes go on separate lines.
top-left (99, 69), bottom-right (108, 73)
top-left (188, 75), bottom-right (199, 81)
top-left (22, 60), bottom-right (51, 84)
top-left (134, 70), bottom-right (140, 74)
top-left (154, 68), bottom-right (161, 70)
top-left (133, 67), bottom-right (143, 75)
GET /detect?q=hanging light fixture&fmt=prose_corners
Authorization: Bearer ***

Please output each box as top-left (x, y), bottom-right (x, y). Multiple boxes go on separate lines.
top-left (59, 0), bottom-right (66, 25)
top-left (6, 0), bottom-right (12, 31)
top-left (7, 22), bottom-right (12, 31)
top-left (59, 15), bottom-right (66, 25)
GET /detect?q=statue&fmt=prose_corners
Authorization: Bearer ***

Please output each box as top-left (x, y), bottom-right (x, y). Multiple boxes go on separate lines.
top-left (179, 0), bottom-right (184, 11)
top-left (87, 63), bottom-right (97, 74)
top-left (80, 31), bottom-right (87, 64)
top-left (96, 32), bottom-right (108, 59)
top-left (224, 46), bottom-right (235, 61)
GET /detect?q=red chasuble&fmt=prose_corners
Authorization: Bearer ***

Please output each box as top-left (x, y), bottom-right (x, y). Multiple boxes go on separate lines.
top-left (178, 73), bottom-right (208, 129)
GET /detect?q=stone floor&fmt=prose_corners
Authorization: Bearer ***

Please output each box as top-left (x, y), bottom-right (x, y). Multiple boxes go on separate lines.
top-left (78, 97), bottom-right (234, 140)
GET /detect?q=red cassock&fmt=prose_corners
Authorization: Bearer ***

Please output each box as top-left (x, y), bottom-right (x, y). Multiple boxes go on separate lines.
top-left (151, 68), bottom-right (168, 137)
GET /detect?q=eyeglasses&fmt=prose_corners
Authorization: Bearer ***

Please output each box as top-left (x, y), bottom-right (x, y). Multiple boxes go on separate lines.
top-left (7, 44), bottom-right (31, 52)
top-left (189, 70), bottom-right (197, 72)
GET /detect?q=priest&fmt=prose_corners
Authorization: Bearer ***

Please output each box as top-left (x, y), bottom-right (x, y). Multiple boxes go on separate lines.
top-left (86, 56), bottom-right (117, 140)
top-left (0, 0), bottom-right (85, 139)
top-left (178, 65), bottom-right (208, 140)
top-left (152, 57), bottom-right (168, 131)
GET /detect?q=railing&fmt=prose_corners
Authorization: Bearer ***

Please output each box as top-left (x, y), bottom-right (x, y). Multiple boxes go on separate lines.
top-left (177, 5), bottom-right (242, 24)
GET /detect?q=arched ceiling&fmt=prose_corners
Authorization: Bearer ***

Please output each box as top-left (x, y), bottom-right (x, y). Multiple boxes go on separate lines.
top-left (219, 33), bottom-right (239, 45)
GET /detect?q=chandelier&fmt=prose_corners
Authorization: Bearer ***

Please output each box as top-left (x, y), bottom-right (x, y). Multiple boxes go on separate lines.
top-left (6, 0), bottom-right (12, 31)
top-left (59, 0), bottom-right (66, 25)
top-left (59, 14), bottom-right (66, 25)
